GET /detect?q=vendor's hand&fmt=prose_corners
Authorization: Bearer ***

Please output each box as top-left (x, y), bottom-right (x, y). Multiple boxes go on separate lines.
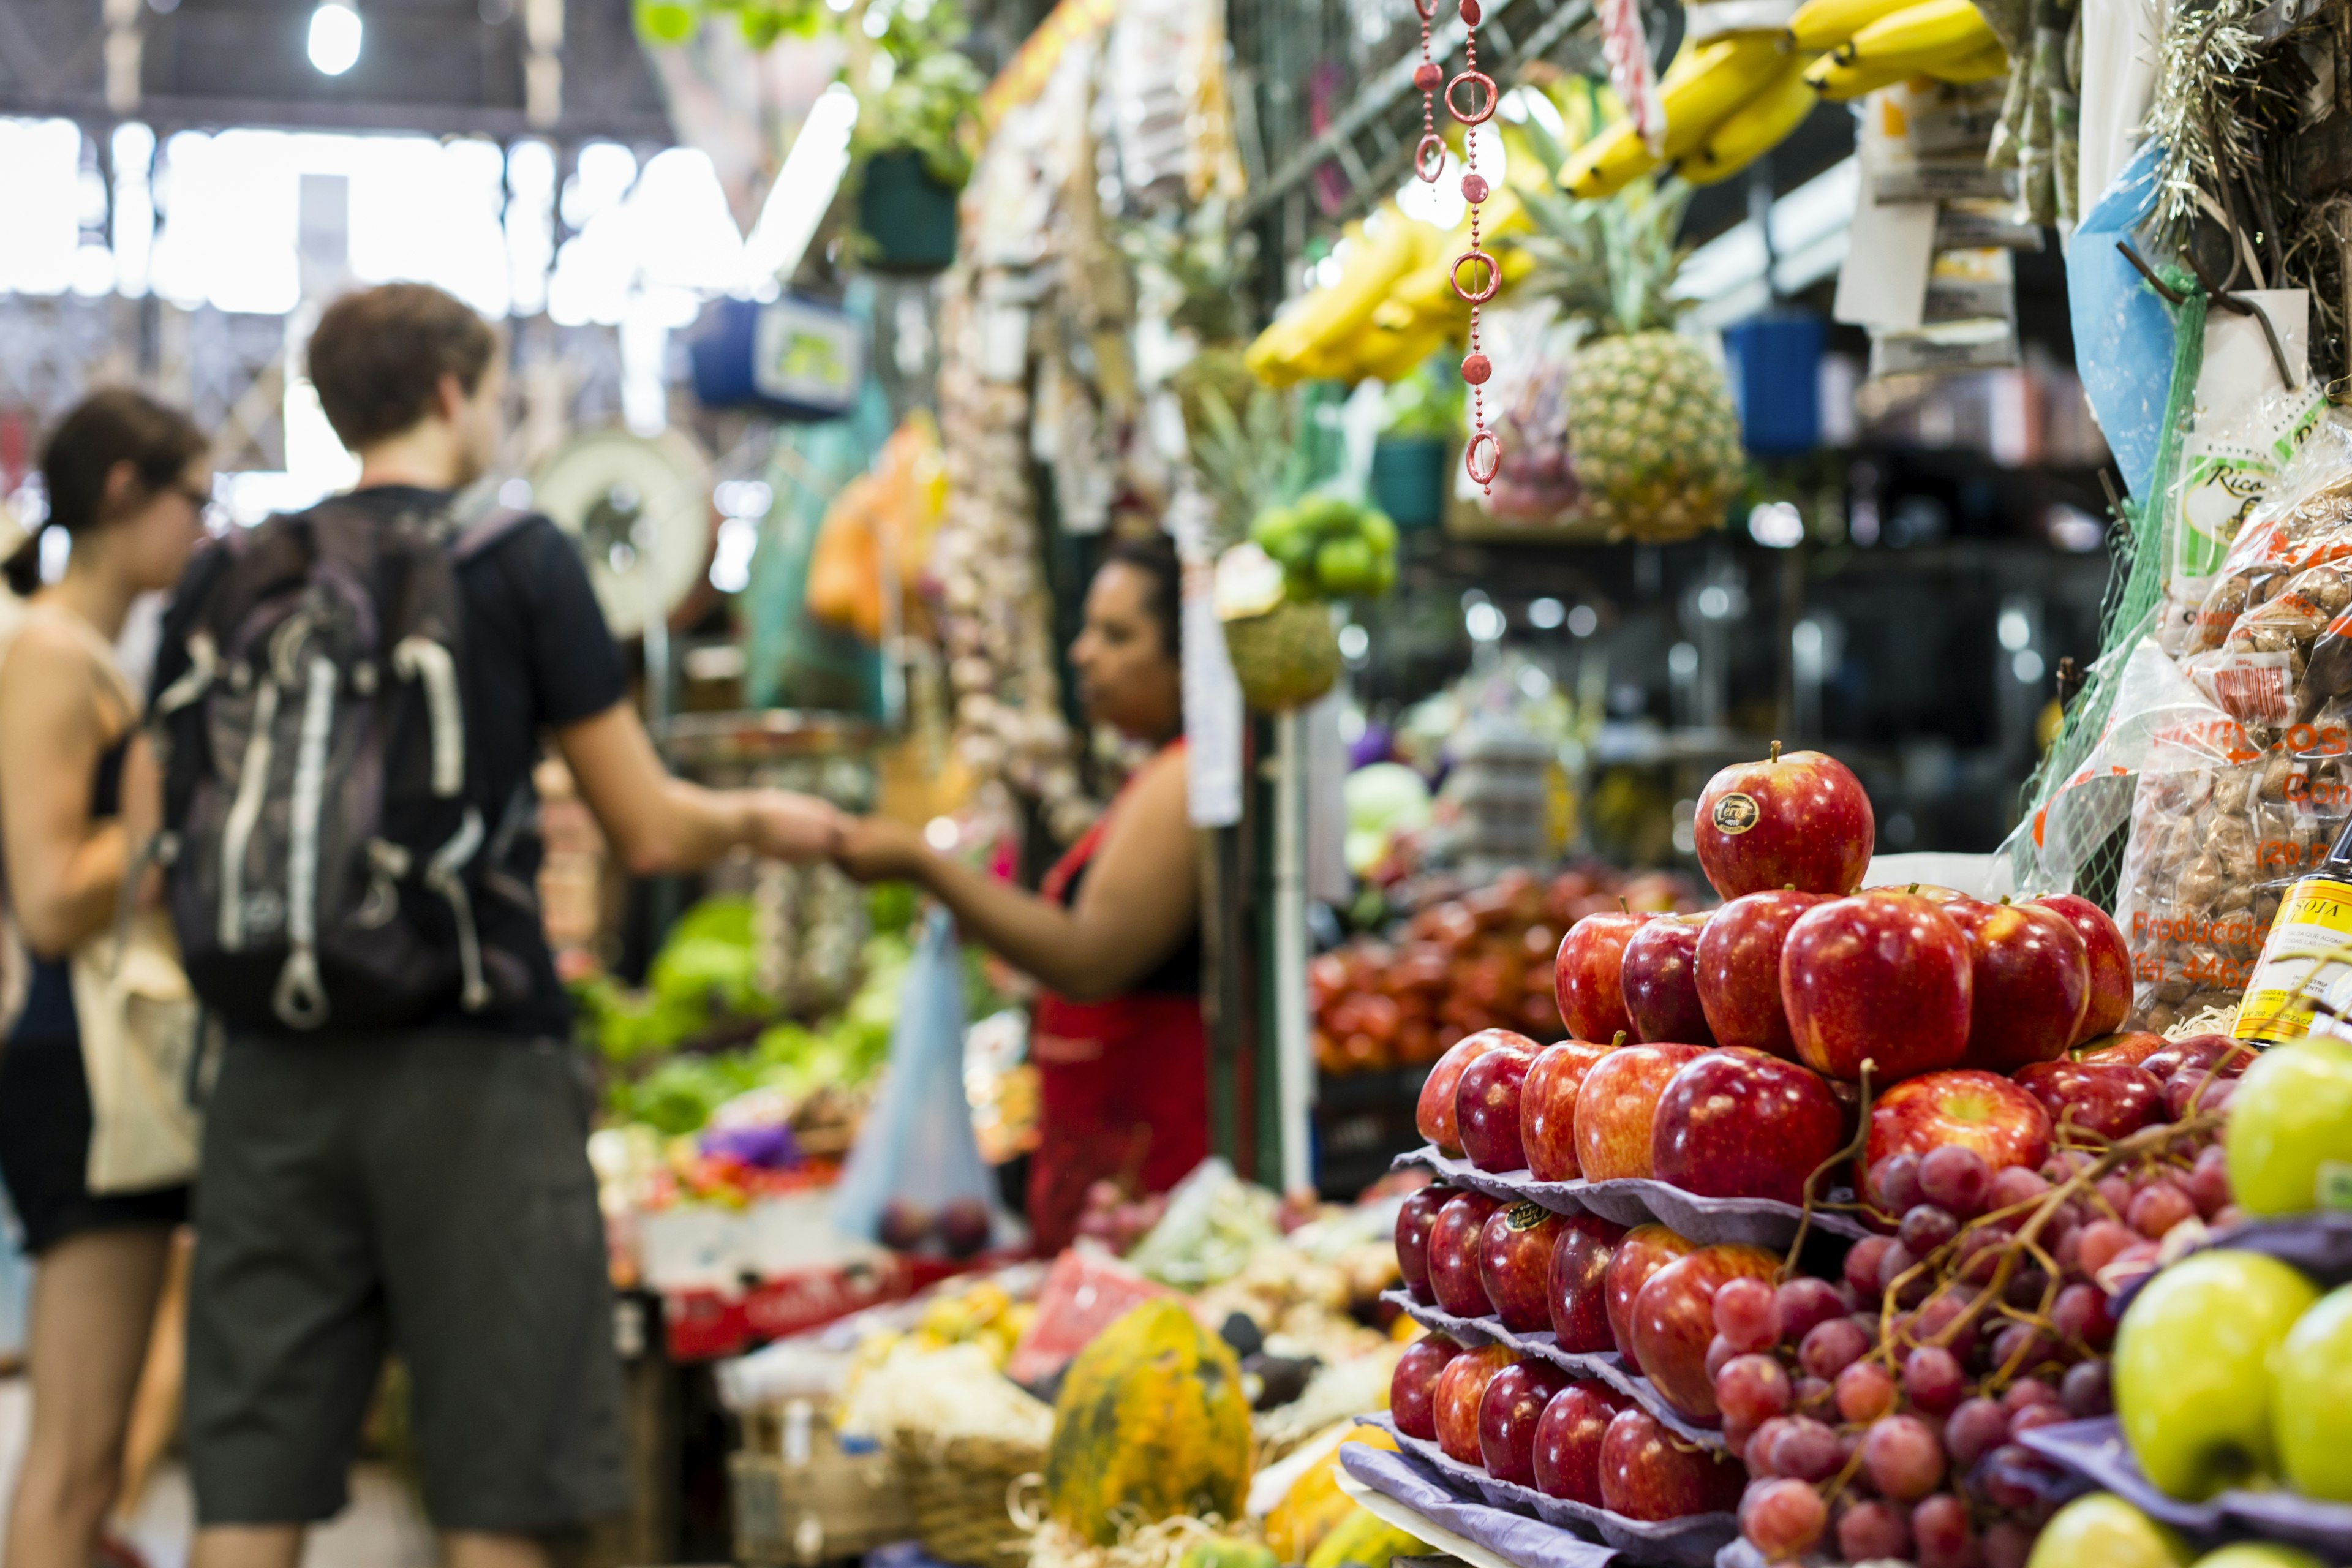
top-left (750, 790), bottom-right (849, 863)
top-left (832, 815), bottom-right (929, 883)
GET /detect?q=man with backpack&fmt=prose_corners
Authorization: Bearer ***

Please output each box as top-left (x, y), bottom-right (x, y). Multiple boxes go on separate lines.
top-left (151, 282), bottom-right (848, 1568)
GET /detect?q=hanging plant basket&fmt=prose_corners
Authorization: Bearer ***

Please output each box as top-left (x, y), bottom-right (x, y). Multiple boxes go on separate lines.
top-left (859, 150), bottom-right (960, 274)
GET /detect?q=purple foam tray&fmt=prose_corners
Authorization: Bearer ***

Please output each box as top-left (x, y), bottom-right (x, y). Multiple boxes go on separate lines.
top-left (2019, 1417), bottom-right (2352, 1556)
top-left (1395, 1147), bottom-right (1875, 1249)
top-left (1355, 1415), bottom-right (1739, 1567)
top-left (1382, 1291), bottom-right (1724, 1453)
top-left (2111, 1214), bottom-right (2352, 1316)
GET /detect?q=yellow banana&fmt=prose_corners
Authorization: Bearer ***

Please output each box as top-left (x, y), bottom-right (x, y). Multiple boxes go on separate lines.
top-left (1924, 39), bottom-right (2010, 80)
top-left (1676, 57), bottom-right (1820, 185)
top-left (1837, 0), bottom-right (1996, 67)
top-left (1786, 0), bottom-right (1920, 51)
top-left (1561, 34), bottom-right (1787, 197)
top-left (1245, 209), bottom-right (1422, 383)
top-left (1804, 52), bottom-right (1920, 99)
top-left (1659, 32), bottom-right (1789, 152)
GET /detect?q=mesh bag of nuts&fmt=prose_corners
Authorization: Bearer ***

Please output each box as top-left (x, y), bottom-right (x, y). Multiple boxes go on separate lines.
top-left (2113, 429), bottom-right (2352, 1030)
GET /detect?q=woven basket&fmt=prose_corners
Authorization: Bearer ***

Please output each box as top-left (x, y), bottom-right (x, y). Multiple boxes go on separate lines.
top-left (888, 1431), bottom-right (1045, 1568)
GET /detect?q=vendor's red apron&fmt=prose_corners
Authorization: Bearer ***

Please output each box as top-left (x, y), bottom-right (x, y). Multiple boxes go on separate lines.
top-left (1027, 777), bottom-right (1210, 1255)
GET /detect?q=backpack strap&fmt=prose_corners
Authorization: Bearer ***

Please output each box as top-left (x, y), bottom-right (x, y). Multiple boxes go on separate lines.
top-left (450, 506), bottom-right (536, 565)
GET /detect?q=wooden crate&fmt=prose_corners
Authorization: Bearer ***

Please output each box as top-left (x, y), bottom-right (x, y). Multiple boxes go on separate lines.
top-left (731, 1402), bottom-right (911, 1565)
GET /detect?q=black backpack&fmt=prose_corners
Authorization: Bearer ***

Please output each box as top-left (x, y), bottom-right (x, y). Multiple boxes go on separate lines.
top-left (153, 494), bottom-right (537, 1033)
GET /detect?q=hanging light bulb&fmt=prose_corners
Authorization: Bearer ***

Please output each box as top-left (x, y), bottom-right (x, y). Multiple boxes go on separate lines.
top-left (307, 2), bottom-right (363, 75)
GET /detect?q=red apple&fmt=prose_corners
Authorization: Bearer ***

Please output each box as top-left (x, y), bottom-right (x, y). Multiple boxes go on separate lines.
top-left (1479, 1200), bottom-right (1567, 1333)
top-left (1864, 1071), bottom-right (2053, 1203)
top-left (1479, 1360), bottom-right (1577, 1485)
top-left (2141, 1032), bottom-right (2257, 1082)
top-left (1629, 1243), bottom-right (1781, 1425)
top-left (1695, 890), bottom-right (1828, 1057)
top-left (2012, 1059), bottom-right (2166, 1142)
top-left (1694, 744), bottom-right (1875, 900)
top-left (1456, 1042), bottom-right (1538, 1173)
top-left (1781, 892), bottom-right (1972, 1082)
top-left (1533, 1380), bottom-right (1629, 1504)
top-left (1604, 1223), bottom-right (1698, 1363)
top-left (1556, 913), bottom-right (1643, 1042)
top-left (1521, 1040), bottom-right (1610, 1181)
top-left (1650, 1049), bottom-right (1847, 1207)
top-left (1434, 1343), bottom-right (1520, 1465)
top-left (1390, 1333), bottom-right (1466, 1439)
top-left (1416, 1029), bottom-right (1538, 1155)
top-left (1621, 914), bottom-right (1716, 1047)
top-left (1547, 1211), bottom-right (1632, 1352)
top-left (1573, 1044), bottom-right (1708, 1182)
top-left (1598, 1405), bottom-right (1747, 1520)
top-left (1428, 1191), bottom-right (1502, 1319)
top-left (1943, 899), bottom-right (2090, 1073)
top-left (1395, 1185), bottom-right (1453, 1305)
top-left (2076, 1030), bottom-right (2168, 1068)
top-left (2031, 892), bottom-right (2132, 1043)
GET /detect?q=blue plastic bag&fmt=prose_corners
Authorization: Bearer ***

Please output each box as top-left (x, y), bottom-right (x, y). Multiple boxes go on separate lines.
top-left (831, 909), bottom-right (1001, 1256)
top-left (2067, 144), bottom-right (2177, 501)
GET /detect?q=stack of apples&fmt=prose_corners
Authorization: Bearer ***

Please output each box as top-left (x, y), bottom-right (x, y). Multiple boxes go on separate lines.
top-left (1380, 744), bottom-right (2317, 1565)
top-left (1310, 865), bottom-right (1698, 1077)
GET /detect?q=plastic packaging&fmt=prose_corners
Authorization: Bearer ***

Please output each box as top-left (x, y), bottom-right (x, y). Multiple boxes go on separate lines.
top-left (1379, 1291), bottom-right (1725, 1453)
top-left (1395, 1146), bottom-right (1877, 1249)
top-left (2022, 1416), bottom-right (2352, 1558)
top-left (1358, 1417), bottom-right (1738, 1565)
top-left (831, 910), bottom-right (1003, 1255)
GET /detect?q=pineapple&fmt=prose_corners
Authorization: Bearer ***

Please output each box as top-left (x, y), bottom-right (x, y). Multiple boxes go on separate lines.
top-left (1501, 109), bottom-right (1746, 542)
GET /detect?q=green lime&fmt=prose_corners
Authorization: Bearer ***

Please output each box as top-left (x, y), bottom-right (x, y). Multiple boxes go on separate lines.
top-left (1316, 537), bottom-right (1378, 595)
top-left (1359, 510), bottom-right (1397, 552)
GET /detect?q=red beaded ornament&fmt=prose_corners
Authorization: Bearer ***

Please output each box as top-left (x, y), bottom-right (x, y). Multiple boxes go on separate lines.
top-left (1411, 0), bottom-right (1441, 184)
top-left (1448, 3), bottom-right (1499, 491)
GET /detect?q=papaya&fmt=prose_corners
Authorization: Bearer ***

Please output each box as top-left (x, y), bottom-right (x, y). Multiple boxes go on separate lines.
top-left (1303, 1507), bottom-right (1428, 1568)
top-left (1044, 1300), bottom-right (1254, 1545)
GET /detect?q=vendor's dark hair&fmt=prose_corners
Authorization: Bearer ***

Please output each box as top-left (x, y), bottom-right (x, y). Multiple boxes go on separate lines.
top-left (1103, 532), bottom-right (1183, 665)
top-left (307, 282), bottom-right (499, 450)
top-left (9, 388), bottom-right (208, 597)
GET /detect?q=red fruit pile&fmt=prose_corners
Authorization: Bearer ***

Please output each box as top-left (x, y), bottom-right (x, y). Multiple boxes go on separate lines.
top-left (1383, 744), bottom-right (2257, 1560)
top-left (1313, 866), bottom-right (1699, 1076)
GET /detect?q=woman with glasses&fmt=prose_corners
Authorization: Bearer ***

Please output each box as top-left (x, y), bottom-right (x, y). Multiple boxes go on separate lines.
top-left (0, 388), bottom-right (211, 1568)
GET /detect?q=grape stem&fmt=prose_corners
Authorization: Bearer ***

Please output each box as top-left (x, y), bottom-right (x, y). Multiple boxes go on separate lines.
top-left (1875, 1111), bottom-right (2223, 1391)
top-left (1786, 1059), bottom-right (1875, 1279)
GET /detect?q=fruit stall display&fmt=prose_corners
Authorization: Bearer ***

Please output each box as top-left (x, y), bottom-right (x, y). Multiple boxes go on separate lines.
top-left (1330, 741), bottom-right (2352, 1567)
top-left (727, 1174), bottom-right (1434, 1568)
top-left (1312, 864), bottom-right (1705, 1079)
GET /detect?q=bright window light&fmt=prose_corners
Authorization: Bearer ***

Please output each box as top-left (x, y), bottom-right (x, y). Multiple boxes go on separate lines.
top-left (308, 2), bottom-right (363, 75)
top-left (709, 514), bottom-right (758, 593)
top-left (1749, 500), bottom-right (1804, 548)
top-left (740, 84), bottom-right (858, 291)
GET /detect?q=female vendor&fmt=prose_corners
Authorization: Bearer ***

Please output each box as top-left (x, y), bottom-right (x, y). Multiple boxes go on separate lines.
top-left (835, 534), bottom-right (1205, 1251)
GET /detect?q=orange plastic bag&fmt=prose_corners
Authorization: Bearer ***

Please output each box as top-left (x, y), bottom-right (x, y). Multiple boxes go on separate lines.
top-left (805, 412), bottom-right (949, 641)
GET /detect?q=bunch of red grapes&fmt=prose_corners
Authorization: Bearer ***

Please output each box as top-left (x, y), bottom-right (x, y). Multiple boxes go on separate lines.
top-left (1725, 1123), bottom-right (2233, 1565)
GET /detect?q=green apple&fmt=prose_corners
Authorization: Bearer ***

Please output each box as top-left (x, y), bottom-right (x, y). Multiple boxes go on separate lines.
top-left (2026, 1493), bottom-right (2190, 1568)
top-left (2191, 1548), bottom-right (2327, 1568)
top-left (2275, 1283), bottom-right (2352, 1501)
top-left (2227, 1036), bottom-right (2352, 1216)
top-left (2114, 1250), bottom-right (2321, 1499)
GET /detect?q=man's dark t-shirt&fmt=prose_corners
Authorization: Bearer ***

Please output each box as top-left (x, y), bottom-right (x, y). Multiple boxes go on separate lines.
top-left (149, 485), bottom-right (627, 1038)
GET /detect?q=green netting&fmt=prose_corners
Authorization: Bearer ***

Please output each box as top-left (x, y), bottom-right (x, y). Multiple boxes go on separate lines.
top-left (2000, 268), bottom-right (2206, 906)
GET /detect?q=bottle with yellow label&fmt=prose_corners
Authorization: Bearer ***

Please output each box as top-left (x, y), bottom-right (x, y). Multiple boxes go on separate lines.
top-left (2236, 818), bottom-right (2352, 1044)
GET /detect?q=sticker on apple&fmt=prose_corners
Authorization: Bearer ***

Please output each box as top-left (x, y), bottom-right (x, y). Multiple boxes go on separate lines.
top-left (1710, 793), bottom-right (1760, 835)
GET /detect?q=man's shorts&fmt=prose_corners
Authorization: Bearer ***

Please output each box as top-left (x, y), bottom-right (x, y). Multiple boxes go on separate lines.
top-left (186, 1027), bottom-right (627, 1534)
